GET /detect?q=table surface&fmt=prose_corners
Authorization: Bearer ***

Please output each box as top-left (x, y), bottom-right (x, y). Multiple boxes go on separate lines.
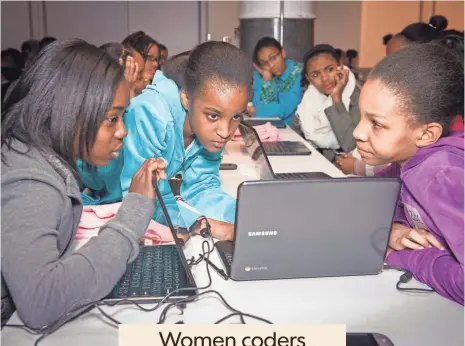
top-left (3, 124), bottom-right (463, 346)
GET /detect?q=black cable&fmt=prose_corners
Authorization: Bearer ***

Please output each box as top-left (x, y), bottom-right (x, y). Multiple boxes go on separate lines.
top-left (187, 217), bottom-right (215, 266)
top-left (155, 237), bottom-right (269, 326)
top-left (396, 272), bottom-right (435, 293)
top-left (96, 237), bottom-right (216, 327)
top-left (95, 305), bottom-right (123, 327)
top-left (4, 236), bottom-right (272, 344)
top-left (156, 238), bottom-right (261, 325)
top-left (156, 290), bottom-right (271, 325)
top-left (214, 312), bottom-right (273, 324)
top-left (239, 314), bottom-right (246, 324)
top-left (34, 334), bottom-right (48, 346)
top-left (384, 264), bottom-right (434, 293)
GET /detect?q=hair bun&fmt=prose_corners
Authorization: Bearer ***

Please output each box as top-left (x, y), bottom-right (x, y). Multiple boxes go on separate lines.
top-left (383, 34), bottom-right (393, 45)
top-left (434, 33), bottom-right (464, 66)
top-left (429, 15), bottom-right (448, 31)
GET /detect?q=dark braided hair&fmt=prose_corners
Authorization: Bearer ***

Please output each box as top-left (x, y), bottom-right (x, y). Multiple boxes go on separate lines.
top-left (368, 34), bottom-right (464, 137)
top-left (121, 31), bottom-right (159, 60)
top-left (184, 41), bottom-right (253, 98)
top-left (100, 42), bottom-right (132, 63)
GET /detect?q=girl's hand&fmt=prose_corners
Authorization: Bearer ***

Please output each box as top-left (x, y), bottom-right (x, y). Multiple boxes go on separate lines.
top-left (389, 222), bottom-right (445, 251)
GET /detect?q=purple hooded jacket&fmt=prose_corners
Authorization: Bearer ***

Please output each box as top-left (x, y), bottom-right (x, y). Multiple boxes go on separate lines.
top-left (378, 131), bottom-right (464, 305)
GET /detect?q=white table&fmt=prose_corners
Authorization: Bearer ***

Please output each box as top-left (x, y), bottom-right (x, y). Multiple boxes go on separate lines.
top-left (2, 125), bottom-right (463, 346)
top-left (220, 125), bottom-right (345, 197)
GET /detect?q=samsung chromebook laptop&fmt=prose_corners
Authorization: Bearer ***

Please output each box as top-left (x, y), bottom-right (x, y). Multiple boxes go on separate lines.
top-left (239, 122), bottom-right (329, 180)
top-left (215, 178), bottom-right (401, 281)
top-left (102, 185), bottom-right (197, 303)
top-left (239, 121), bottom-right (311, 156)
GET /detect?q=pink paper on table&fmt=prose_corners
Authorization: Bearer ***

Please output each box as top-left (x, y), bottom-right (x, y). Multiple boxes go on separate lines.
top-left (76, 203), bottom-right (174, 246)
top-left (232, 122), bottom-right (281, 142)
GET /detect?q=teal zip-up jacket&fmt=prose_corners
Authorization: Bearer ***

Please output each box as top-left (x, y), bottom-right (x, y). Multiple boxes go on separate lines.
top-left (77, 157), bottom-right (124, 205)
top-left (120, 71), bottom-right (235, 228)
top-left (78, 72), bottom-right (236, 228)
top-left (252, 59), bottom-right (303, 125)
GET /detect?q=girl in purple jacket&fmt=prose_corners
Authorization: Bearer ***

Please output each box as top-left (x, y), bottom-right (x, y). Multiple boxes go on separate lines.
top-left (353, 36), bottom-right (464, 305)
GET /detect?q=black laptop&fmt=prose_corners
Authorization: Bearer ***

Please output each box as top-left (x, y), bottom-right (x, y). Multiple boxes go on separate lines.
top-left (239, 121), bottom-right (311, 156)
top-left (102, 186), bottom-right (197, 304)
top-left (239, 122), bottom-right (329, 179)
top-left (243, 118), bottom-right (287, 129)
top-left (215, 178), bottom-right (401, 281)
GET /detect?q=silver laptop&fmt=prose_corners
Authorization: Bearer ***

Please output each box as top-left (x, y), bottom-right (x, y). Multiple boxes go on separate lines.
top-left (239, 122), bottom-right (329, 180)
top-left (215, 178), bottom-right (401, 281)
top-left (239, 121), bottom-right (311, 156)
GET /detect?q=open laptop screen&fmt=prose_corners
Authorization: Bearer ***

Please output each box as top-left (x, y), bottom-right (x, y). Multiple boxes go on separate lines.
top-left (238, 122), bottom-right (275, 180)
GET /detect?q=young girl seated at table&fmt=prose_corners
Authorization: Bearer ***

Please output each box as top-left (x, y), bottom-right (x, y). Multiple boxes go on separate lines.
top-left (292, 44), bottom-right (360, 163)
top-left (353, 35), bottom-right (464, 305)
top-left (1, 40), bottom-right (161, 328)
top-left (247, 37), bottom-right (303, 125)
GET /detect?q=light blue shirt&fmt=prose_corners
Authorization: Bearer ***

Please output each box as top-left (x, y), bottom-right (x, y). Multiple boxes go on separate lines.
top-left (79, 71), bottom-right (236, 229)
top-left (252, 59), bottom-right (303, 125)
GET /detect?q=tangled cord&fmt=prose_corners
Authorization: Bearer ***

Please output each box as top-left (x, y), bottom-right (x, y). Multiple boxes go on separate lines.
top-left (5, 238), bottom-right (271, 345)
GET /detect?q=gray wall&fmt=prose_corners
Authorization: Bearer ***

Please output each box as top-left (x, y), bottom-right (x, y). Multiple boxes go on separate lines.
top-left (2, 1), bottom-right (362, 54)
top-left (1, 1), bottom-right (201, 55)
top-left (1, 1), bottom-right (31, 50)
top-left (128, 1), bottom-right (200, 55)
top-left (45, 1), bottom-right (128, 45)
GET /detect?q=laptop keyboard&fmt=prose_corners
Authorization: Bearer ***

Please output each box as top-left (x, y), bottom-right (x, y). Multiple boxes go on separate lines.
top-left (109, 245), bottom-right (193, 299)
top-left (262, 142), bottom-right (291, 154)
top-left (275, 172), bottom-right (330, 179)
top-left (261, 141), bottom-right (311, 155)
top-left (276, 172), bottom-right (312, 179)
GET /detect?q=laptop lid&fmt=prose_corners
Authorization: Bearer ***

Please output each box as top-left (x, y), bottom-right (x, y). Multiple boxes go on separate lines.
top-left (243, 118), bottom-right (287, 129)
top-left (153, 182), bottom-right (198, 289)
top-left (229, 178), bottom-right (401, 281)
top-left (238, 122), bottom-right (277, 180)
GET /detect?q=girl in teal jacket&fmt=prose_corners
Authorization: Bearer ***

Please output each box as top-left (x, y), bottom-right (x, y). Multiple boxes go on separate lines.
top-left (247, 37), bottom-right (303, 125)
top-left (80, 42), bottom-right (253, 240)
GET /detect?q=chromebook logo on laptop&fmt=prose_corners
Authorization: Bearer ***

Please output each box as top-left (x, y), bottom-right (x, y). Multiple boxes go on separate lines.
top-left (248, 231), bottom-right (278, 237)
top-left (245, 266), bottom-right (268, 271)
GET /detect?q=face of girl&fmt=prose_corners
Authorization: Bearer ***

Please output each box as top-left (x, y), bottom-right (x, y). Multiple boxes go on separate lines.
top-left (353, 79), bottom-right (425, 166)
top-left (306, 53), bottom-right (340, 95)
top-left (181, 80), bottom-right (249, 152)
top-left (256, 46), bottom-right (287, 77)
top-left (83, 81), bottom-right (129, 166)
top-left (142, 44), bottom-right (160, 81)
